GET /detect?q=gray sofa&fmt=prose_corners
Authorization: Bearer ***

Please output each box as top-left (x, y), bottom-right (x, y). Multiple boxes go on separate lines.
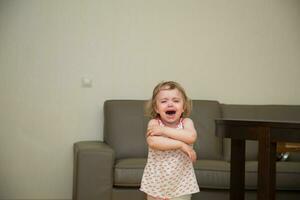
top-left (73, 100), bottom-right (300, 200)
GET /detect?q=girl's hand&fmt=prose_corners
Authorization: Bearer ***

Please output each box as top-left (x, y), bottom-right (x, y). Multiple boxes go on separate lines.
top-left (180, 143), bottom-right (197, 162)
top-left (147, 125), bottom-right (165, 137)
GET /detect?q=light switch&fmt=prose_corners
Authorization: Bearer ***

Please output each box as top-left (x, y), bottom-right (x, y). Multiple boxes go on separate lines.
top-left (81, 77), bottom-right (93, 88)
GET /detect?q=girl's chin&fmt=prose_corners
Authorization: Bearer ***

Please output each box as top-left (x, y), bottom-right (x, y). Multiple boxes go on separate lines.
top-left (161, 116), bottom-right (180, 124)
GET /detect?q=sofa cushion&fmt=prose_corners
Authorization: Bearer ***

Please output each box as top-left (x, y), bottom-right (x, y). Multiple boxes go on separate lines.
top-left (245, 161), bottom-right (300, 190)
top-left (104, 100), bottom-right (149, 159)
top-left (114, 158), bottom-right (146, 187)
top-left (221, 104), bottom-right (300, 161)
top-left (192, 160), bottom-right (300, 190)
top-left (193, 160), bottom-right (230, 189)
top-left (190, 100), bottom-right (223, 160)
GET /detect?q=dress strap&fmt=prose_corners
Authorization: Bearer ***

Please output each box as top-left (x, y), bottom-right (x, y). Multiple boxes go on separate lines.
top-left (157, 118), bottom-right (164, 126)
top-left (179, 118), bottom-right (184, 129)
top-left (180, 118), bottom-right (183, 123)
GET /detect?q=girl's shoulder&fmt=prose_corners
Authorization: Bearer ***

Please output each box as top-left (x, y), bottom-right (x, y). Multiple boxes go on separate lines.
top-left (182, 117), bottom-right (193, 123)
top-left (148, 118), bottom-right (160, 126)
top-left (181, 117), bottom-right (195, 127)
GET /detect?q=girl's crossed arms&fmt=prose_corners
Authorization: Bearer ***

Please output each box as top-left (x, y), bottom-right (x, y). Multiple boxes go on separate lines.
top-left (146, 118), bottom-right (197, 162)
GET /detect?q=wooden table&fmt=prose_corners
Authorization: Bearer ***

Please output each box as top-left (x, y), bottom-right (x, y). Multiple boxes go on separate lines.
top-left (215, 119), bottom-right (300, 200)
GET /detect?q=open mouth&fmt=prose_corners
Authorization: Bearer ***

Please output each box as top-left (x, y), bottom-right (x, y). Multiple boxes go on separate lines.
top-left (165, 110), bottom-right (176, 115)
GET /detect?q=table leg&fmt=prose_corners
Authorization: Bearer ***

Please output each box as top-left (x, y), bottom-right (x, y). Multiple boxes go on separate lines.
top-left (230, 139), bottom-right (245, 200)
top-left (257, 128), bottom-right (277, 200)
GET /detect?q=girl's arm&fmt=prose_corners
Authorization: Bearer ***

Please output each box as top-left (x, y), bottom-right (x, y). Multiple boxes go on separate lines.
top-left (147, 136), bottom-right (196, 162)
top-left (146, 119), bottom-right (184, 150)
top-left (146, 119), bottom-right (197, 161)
top-left (147, 135), bottom-right (183, 151)
top-left (147, 118), bottom-right (197, 145)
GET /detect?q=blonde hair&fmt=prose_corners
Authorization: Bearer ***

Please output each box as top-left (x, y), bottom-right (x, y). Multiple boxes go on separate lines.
top-left (145, 81), bottom-right (192, 118)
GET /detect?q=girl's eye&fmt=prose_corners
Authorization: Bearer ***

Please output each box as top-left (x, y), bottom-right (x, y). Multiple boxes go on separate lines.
top-left (161, 101), bottom-right (166, 103)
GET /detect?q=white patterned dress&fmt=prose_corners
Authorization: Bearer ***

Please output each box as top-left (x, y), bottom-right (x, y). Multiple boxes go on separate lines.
top-left (140, 118), bottom-right (200, 199)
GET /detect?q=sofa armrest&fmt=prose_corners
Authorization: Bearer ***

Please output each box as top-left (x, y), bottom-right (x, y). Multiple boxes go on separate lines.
top-left (73, 141), bottom-right (115, 200)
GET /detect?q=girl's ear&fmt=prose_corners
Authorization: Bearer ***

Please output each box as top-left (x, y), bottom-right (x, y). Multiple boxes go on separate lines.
top-left (153, 101), bottom-right (158, 113)
top-left (181, 105), bottom-right (186, 117)
top-left (154, 106), bottom-right (160, 118)
top-left (182, 103), bottom-right (186, 112)
top-left (154, 106), bottom-right (158, 113)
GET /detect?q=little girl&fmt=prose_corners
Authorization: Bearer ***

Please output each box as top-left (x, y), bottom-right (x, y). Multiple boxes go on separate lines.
top-left (140, 81), bottom-right (200, 200)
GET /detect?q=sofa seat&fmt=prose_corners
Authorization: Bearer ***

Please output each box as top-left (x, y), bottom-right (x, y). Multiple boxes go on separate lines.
top-left (193, 160), bottom-right (230, 189)
top-left (114, 159), bottom-right (231, 188)
top-left (245, 161), bottom-right (300, 190)
top-left (114, 158), bottom-right (146, 187)
top-left (114, 158), bottom-right (300, 190)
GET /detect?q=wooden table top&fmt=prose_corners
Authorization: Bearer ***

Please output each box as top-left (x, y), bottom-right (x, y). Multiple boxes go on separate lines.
top-left (215, 118), bottom-right (300, 142)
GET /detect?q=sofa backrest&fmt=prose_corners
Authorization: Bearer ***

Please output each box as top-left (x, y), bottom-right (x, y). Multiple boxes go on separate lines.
top-left (190, 100), bottom-right (223, 160)
top-left (103, 100), bottom-right (300, 161)
top-left (221, 104), bottom-right (300, 161)
top-left (103, 100), bottom-right (223, 160)
top-left (104, 100), bottom-right (149, 159)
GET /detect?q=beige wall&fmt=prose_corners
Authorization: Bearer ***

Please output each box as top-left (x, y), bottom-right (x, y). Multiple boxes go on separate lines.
top-left (0, 0), bottom-right (300, 199)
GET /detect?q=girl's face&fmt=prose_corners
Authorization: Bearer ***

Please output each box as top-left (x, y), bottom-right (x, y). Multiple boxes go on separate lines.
top-left (155, 88), bottom-right (185, 127)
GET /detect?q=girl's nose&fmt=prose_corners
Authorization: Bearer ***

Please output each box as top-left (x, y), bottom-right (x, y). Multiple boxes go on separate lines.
top-left (167, 102), bottom-right (173, 106)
